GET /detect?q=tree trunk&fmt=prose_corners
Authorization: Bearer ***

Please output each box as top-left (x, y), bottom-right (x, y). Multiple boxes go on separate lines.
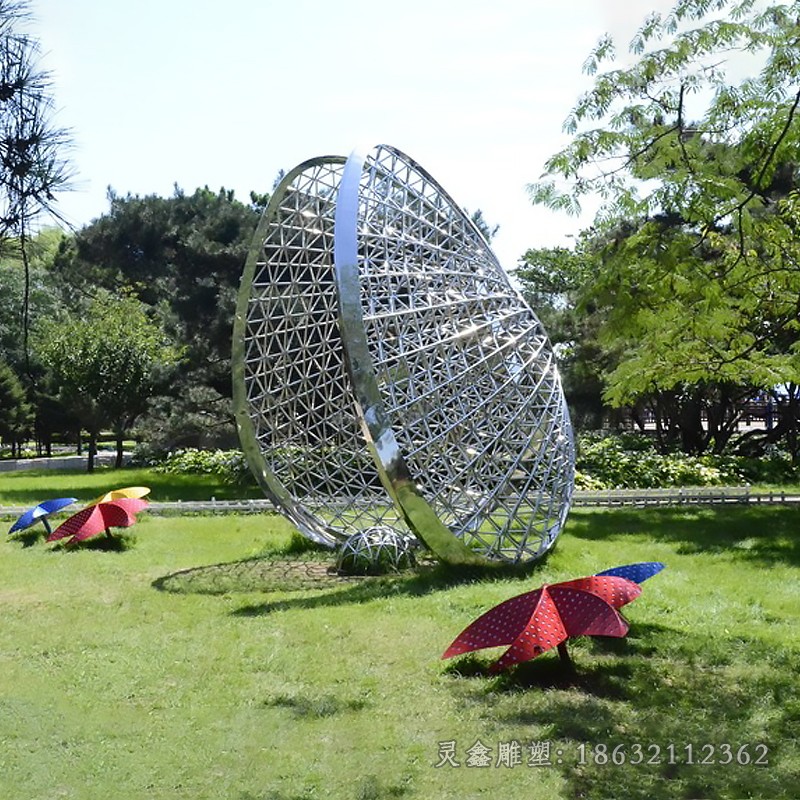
top-left (87, 430), bottom-right (97, 473)
top-left (784, 389), bottom-right (800, 463)
top-left (679, 396), bottom-right (705, 455)
top-left (115, 429), bottom-right (124, 469)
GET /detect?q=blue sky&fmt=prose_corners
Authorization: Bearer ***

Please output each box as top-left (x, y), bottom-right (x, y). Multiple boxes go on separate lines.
top-left (30, 1), bottom-right (662, 267)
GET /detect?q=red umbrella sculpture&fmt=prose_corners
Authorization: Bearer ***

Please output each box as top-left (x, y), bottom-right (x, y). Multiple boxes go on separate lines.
top-left (442, 562), bottom-right (665, 672)
top-left (47, 498), bottom-right (149, 545)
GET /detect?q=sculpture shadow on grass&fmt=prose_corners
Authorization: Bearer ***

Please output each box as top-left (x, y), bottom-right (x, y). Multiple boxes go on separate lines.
top-left (8, 526), bottom-right (135, 551)
top-left (441, 645), bottom-right (636, 699)
top-left (152, 552), bottom-right (551, 612)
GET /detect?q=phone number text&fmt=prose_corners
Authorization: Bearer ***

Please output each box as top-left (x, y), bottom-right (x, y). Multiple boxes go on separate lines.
top-left (578, 743), bottom-right (769, 766)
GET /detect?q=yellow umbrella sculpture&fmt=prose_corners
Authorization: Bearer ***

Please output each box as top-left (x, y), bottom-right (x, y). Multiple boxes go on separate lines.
top-left (86, 486), bottom-right (151, 508)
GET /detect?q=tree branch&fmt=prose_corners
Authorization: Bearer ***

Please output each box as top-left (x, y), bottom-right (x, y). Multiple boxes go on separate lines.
top-left (714, 86), bottom-right (800, 227)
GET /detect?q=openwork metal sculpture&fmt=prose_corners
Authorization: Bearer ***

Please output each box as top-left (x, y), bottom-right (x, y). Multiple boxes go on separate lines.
top-left (233, 145), bottom-right (574, 565)
top-left (336, 526), bottom-right (417, 575)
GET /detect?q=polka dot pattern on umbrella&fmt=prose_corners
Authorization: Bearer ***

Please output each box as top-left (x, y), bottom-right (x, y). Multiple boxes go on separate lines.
top-left (47, 498), bottom-right (149, 544)
top-left (547, 586), bottom-right (629, 639)
top-left (556, 575), bottom-right (641, 609)
top-left (442, 590), bottom-right (544, 658)
top-left (442, 570), bottom-right (658, 672)
top-left (491, 589), bottom-right (569, 672)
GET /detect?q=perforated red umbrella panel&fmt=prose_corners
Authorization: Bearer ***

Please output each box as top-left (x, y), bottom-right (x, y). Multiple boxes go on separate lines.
top-left (442, 575), bottom-right (642, 672)
top-left (47, 498), bottom-right (149, 544)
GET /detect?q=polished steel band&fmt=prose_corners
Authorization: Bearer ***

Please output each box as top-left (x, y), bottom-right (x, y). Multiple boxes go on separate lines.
top-left (234, 145), bottom-right (575, 564)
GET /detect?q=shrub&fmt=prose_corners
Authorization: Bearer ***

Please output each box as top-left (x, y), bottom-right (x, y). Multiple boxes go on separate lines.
top-left (148, 448), bottom-right (255, 485)
top-left (136, 437), bottom-right (797, 494)
top-left (727, 447), bottom-right (800, 485)
top-left (575, 433), bottom-right (741, 489)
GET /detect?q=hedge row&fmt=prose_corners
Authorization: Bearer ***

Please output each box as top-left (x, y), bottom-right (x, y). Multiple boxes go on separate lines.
top-left (138, 435), bottom-right (800, 491)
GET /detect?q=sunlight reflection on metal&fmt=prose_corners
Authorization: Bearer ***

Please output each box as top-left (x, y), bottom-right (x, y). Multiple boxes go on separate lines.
top-left (233, 145), bottom-right (574, 564)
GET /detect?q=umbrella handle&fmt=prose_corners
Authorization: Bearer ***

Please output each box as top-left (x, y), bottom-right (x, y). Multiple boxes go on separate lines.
top-left (42, 518), bottom-right (52, 535)
top-left (557, 642), bottom-right (573, 668)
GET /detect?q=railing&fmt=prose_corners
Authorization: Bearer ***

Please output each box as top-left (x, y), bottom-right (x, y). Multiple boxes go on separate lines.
top-left (0, 498), bottom-right (276, 519)
top-left (146, 499), bottom-right (276, 514)
top-left (1, 487), bottom-right (798, 520)
top-left (571, 485), bottom-right (799, 507)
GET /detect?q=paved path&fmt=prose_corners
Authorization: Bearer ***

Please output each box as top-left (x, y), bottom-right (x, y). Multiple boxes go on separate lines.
top-left (0, 453), bottom-right (130, 472)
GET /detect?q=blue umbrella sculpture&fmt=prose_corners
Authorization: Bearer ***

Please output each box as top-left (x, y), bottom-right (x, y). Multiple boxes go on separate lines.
top-left (8, 497), bottom-right (78, 536)
top-left (596, 562), bottom-right (666, 584)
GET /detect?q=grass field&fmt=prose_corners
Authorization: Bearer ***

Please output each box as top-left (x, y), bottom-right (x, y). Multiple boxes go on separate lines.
top-left (0, 466), bottom-right (252, 505)
top-left (0, 470), bottom-right (798, 799)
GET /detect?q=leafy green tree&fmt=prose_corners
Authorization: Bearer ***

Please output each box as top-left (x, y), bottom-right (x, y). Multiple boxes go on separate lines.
top-left (0, 229), bottom-right (74, 454)
top-left (130, 384), bottom-right (237, 456)
top-left (0, 1), bottom-right (72, 372)
top-left (30, 380), bottom-right (77, 457)
top-left (529, 0), bottom-right (800, 454)
top-left (516, 243), bottom-right (613, 429)
top-left (36, 292), bottom-right (177, 470)
top-left (0, 228), bottom-right (66, 368)
top-left (53, 186), bottom-right (261, 446)
top-left (0, 358), bottom-right (31, 455)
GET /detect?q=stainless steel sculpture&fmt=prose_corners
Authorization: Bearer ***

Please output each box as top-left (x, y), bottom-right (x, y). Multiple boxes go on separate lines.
top-left (336, 526), bottom-right (417, 575)
top-left (233, 145), bottom-right (574, 565)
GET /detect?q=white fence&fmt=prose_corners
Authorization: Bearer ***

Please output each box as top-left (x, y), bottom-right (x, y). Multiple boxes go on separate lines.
top-left (1, 487), bottom-right (797, 520)
top-left (571, 485), bottom-right (798, 507)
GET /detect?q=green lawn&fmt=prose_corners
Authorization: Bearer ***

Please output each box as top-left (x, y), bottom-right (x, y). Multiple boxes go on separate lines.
top-left (0, 466), bottom-right (255, 506)
top-left (0, 501), bottom-right (798, 799)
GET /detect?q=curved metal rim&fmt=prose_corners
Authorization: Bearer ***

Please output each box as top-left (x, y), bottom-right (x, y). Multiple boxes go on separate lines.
top-left (234, 144), bottom-right (575, 565)
top-left (333, 145), bottom-right (490, 566)
top-left (232, 155), bottom-right (347, 548)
